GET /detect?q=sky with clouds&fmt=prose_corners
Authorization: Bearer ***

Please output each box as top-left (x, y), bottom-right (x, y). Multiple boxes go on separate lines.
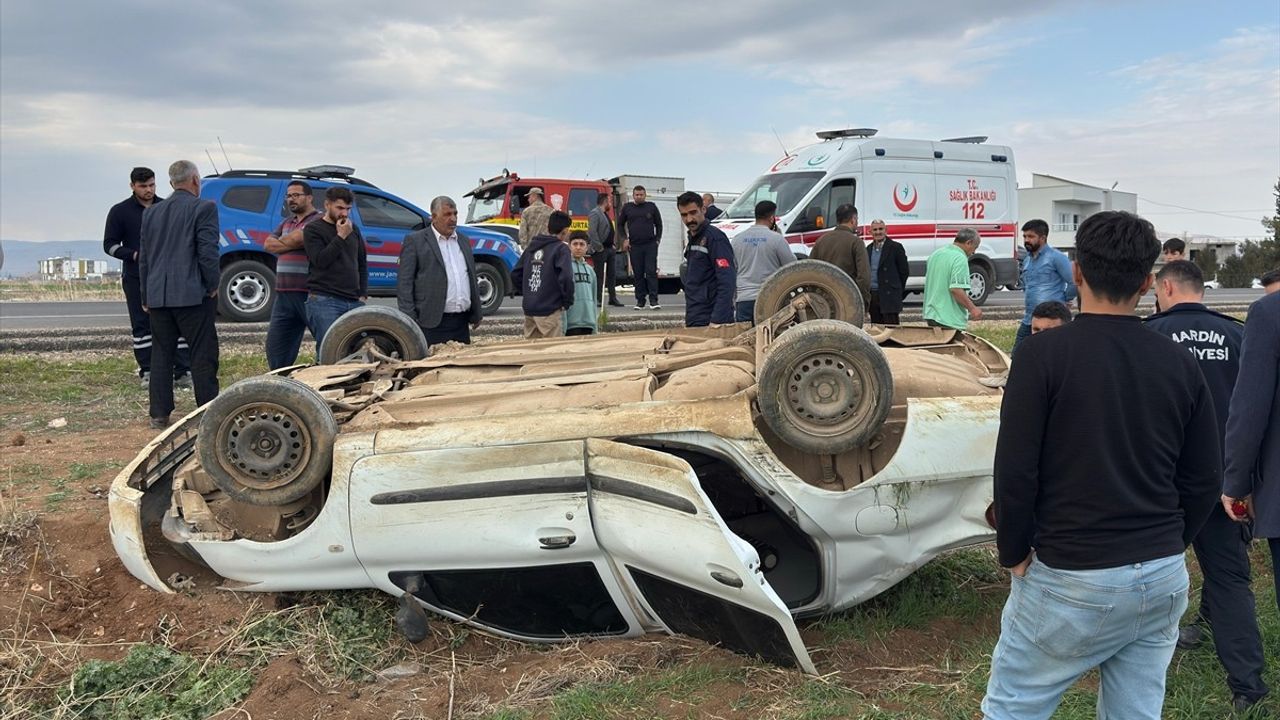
top-left (2, 0), bottom-right (1277, 243)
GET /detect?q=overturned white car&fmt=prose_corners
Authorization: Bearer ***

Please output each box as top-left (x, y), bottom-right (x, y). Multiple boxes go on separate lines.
top-left (109, 262), bottom-right (1008, 673)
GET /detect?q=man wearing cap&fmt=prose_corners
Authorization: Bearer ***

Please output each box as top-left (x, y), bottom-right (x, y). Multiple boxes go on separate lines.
top-left (518, 187), bottom-right (552, 250)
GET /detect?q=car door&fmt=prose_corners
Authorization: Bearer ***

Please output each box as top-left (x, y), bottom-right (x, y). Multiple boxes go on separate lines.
top-left (585, 439), bottom-right (816, 673)
top-left (351, 191), bottom-right (427, 292)
top-left (347, 440), bottom-right (637, 641)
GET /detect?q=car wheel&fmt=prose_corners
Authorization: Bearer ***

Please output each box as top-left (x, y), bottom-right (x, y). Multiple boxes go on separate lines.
top-left (474, 261), bottom-right (505, 316)
top-left (757, 319), bottom-right (893, 455)
top-left (752, 260), bottom-right (866, 327)
top-left (317, 306), bottom-right (428, 365)
top-left (967, 263), bottom-right (991, 307)
top-left (197, 376), bottom-right (338, 507)
top-left (218, 259), bottom-right (276, 322)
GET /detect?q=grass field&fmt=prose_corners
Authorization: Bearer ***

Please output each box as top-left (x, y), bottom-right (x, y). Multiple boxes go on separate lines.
top-left (1, 321), bottom-right (1275, 719)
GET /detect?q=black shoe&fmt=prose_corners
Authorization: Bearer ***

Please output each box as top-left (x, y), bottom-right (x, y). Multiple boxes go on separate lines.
top-left (608, 299), bottom-right (625, 307)
top-left (1232, 693), bottom-right (1262, 713)
top-left (149, 416), bottom-right (170, 430)
top-left (1176, 624), bottom-right (1206, 651)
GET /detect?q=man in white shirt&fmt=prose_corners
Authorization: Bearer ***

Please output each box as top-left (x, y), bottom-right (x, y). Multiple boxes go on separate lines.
top-left (397, 196), bottom-right (483, 346)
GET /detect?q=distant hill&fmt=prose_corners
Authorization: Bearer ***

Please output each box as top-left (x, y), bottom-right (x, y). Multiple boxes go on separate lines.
top-left (0, 240), bottom-right (121, 278)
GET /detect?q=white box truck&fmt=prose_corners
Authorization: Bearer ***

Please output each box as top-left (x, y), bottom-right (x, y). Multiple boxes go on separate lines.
top-left (712, 129), bottom-right (1019, 305)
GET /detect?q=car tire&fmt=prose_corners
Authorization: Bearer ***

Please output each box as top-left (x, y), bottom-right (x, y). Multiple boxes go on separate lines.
top-left (757, 319), bottom-right (893, 455)
top-left (198, 376), bottom-right (338, 507)
top-left (218, 259), bottom-right (276, 322)
top-left (753, 260), bottom-right (866, 327)
top-left (967, 263), bottom-right (991, 307)
top-left (317, 305), bottom-right (429, 365)
top-left (474, 261), bottom-right (505, 316)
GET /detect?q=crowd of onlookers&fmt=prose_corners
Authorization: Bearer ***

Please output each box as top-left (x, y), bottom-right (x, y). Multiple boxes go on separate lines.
top-left (109, 161), bottom-right (1278, 717)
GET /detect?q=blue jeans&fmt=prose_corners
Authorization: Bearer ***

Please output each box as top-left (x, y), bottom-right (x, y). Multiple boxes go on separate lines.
top-left (735, 300), bottom-right (755, 324)
top-left (1012, 321), bottom-right (1032, 355)
top-left (982, 553), bottom-right (1188, 720)
top-left (266, 292), bottom-right (311, 369)
top-left (305, 294), bottom-right (364, 352)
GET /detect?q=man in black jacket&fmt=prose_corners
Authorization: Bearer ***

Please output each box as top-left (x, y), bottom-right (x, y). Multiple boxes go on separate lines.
top-left (587, 192), bottom-right (622, 307)
top-left (867, 219), bottom-right (909, 324)
top-left (981, 212), bottom-right (1221, 720)
top-left (103, 166), bottom-right (190, 386)
top-left (512, 211), bottom-right (575, 339)
top-left (1145, 261), bottom-right (1266, 711)
top-left (677, 192), bottom-right (735, 327)
top-left (138, 161), bottom-right (221, 428)
top-left (616, 185), bottom-right (663, 309)
top-left (302, 187), bottom-right (367, 350)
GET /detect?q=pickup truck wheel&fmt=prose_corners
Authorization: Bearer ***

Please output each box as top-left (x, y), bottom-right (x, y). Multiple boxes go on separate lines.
top-left (218, 259), bottom-right (276, 322)
top-left (753, 260), bottom-right (865, 327)
top-left (475, 262), bottom-right (505, 316)
top-left (198, 376), bottom-right (337, 507)
top-left (967, 263), bottom-right (991, 306)
top-left (757, 319), bottom-right (893, 455)
top-left (317, 306), bottom-right (428, 365)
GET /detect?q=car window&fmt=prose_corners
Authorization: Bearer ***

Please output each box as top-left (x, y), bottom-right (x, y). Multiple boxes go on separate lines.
top-left (567, 188), bottom-right (598, 217)
top-left (221, 185), bottom-right (271, 213)
top-left (355, 193), bottom-right (424, 230)
top-left (791, 178), bottom-right (855, 233)
top-left (723, 172), bottom-right (824, 220)
top-left (405, 563), bottom-right (628, 638)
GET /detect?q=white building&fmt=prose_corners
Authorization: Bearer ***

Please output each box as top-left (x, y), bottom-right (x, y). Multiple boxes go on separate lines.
top-left (1017, 174), bottom-right (1138, 253)
top-left (38, 256), bottom-right (109, 280)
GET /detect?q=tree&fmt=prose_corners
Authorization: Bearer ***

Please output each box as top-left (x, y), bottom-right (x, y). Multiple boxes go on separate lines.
top-left (1193, 248), bottom-right (1218, 280)
top-left (1219, 178), bottom-right (1280, 287)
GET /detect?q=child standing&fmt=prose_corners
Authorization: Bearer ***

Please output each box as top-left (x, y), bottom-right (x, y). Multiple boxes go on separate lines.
top-left (564, 230), bottom-right (599, 336)
top-left (511, 210), bottom-right (575, 339)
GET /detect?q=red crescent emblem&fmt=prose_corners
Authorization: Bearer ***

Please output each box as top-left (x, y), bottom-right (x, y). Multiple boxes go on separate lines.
top-left (892, 183), bottom-right (918, 212)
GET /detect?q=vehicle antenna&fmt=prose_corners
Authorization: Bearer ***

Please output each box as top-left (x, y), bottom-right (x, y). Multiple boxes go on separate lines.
top-left (770, 125), bottom-right (790, 157)
top-left (217, 136), bottom-right (233, 171)
top-left (583, 160), bottom-right (595, 179)
top-left (204, 148), bottom-right (222, 175)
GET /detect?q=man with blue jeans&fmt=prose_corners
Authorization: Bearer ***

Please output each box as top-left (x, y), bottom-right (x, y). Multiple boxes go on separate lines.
top-left (302, 186), bottom-right (367, 350)
top-left (1012, 219), bottom-right (1076, 354)
top-left (264, 180), bottom-right (321, 368)
top-left (982, 211), bottom-right (1221, 720)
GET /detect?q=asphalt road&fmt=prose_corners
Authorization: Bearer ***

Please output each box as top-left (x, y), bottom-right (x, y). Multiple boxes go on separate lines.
top-left (0, 288), bottom-right (1267, 331)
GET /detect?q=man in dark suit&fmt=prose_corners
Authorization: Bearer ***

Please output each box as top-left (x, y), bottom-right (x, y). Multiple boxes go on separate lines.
top-left (138, 160), bottom-right (221, 429)
top-left (867, 219), bottom-right (909, 324)
top-left (397, 196), bottom-right (483, 347)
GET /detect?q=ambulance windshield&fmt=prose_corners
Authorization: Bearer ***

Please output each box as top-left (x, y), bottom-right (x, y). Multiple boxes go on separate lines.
top-left (723, 172), bottom-right (824, 221)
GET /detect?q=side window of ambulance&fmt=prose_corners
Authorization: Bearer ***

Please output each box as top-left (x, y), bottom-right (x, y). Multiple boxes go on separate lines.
top-left (790, 179), bottom-right (853, 233)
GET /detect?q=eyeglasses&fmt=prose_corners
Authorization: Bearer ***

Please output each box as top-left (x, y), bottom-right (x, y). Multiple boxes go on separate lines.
top-left (285, 193), bottom-right (307, 199)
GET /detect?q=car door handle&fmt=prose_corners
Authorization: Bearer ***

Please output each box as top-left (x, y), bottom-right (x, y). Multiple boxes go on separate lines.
top-left (538, 534), bottom-right (576, 549)
top-left (710, 571), bottom-right (743, 588)
top-left (366, 237), bottom-right (384, 246)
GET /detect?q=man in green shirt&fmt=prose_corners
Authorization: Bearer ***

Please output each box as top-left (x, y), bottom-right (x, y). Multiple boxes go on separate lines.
top-left (922, 228), bottom-right (983, 329)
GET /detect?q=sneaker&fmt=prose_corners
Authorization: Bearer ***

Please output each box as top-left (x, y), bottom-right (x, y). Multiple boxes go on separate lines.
top-left (174, 373), bottom-right (193, 390)
top-left (139, 371), bottom-right (151, 388)
top-left (1176, 624), bottom-right (1206, 651)
top-left (651, 304), bottom-right (662, 311)
top-left (149, 416), bottom-right (170, 430)
top-left (633, 304), bottom-right (646, 310)
top-left (1232, 693), bottom-right (1262, 712)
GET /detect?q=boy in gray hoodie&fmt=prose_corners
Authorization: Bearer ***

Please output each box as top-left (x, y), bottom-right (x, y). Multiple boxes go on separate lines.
top-left (564, 230), bottom-right (599, 336)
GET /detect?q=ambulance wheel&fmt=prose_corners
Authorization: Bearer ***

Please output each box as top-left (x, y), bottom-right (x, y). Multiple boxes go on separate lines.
top-left (967, 263), bottom-right (991, 306)
top-left (317, 306), bottom-right (429, 365)
top-left (757, 319), bottom-right (893, 455)
top-left (198, 376), bottom-right (338, 507)
top-left (753, 260), bottom-right (865, 327)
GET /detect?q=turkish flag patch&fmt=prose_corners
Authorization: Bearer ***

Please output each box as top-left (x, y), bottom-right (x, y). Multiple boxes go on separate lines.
top-left (715, 258), bottom-right (730, 268)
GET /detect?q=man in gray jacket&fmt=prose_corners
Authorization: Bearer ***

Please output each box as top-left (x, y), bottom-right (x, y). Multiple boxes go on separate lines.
top-left (397, 196), bottom-right (483, 347)
top-left (730, 200), bottom-right (794, 323)
top-left (587, 192), bottom-right (622, 307)
top-left (138, 160), bottom-right (221, 429)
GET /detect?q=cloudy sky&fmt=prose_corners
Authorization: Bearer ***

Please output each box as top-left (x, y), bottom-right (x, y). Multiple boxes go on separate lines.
top-left (2, 0), bottom-right (1277, 243)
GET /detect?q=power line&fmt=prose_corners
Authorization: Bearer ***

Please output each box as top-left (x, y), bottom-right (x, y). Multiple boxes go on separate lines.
top-left (1137, 197), bottom-right (1269, 222)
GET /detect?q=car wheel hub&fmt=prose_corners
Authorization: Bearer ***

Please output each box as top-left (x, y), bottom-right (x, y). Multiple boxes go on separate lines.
top-left (787, 352), bottom-right (861, 426)
top-left (785, 285), bottom-right (837, 319)
top-left (229, 273), bottom-right (268, 311)
top-left (477, 277), bottom-right (495, 304)
top-left (219, 403), bottom-right (312, 490)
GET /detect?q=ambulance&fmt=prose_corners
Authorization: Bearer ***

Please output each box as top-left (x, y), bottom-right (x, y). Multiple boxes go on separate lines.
top-left (713, 129), bottom-right (1019, 305)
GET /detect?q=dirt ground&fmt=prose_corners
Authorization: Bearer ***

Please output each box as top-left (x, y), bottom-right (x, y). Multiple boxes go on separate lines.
top-left (1, 425), bottom-right (1000, 719)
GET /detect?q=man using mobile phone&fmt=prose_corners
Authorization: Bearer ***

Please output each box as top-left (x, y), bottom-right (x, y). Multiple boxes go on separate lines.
top-left (303, 186), bottom-right (367, 350)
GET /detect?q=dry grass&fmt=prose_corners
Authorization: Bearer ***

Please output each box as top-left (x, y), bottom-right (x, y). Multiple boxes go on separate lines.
top-left (0, 280), bottom-right (124, 303)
